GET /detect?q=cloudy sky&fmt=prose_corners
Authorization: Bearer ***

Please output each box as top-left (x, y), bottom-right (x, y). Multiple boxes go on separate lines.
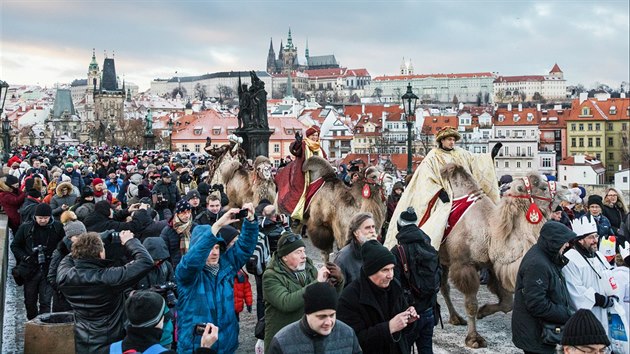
top-left (1, 0), bottom-right (628, 91)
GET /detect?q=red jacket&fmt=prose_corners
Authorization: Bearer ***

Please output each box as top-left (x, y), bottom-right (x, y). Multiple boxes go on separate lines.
top-left (233, 269), bottom-right (253, 314)
top-left (0, 181), bottom-right (26, 232)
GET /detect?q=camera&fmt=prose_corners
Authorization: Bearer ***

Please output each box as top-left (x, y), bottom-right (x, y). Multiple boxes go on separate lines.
top-left (194, 323), bottom-right (211, 336)
top-left (110, 232), bottom-right (121, 244)
top-left (152, 281), bottom-right (178, 308)
top-left (232, 208), bottom-right (248, 219)
top-left (32, 245), bottom-right (47, 266)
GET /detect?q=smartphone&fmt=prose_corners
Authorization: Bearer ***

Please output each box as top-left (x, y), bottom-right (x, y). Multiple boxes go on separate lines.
top-left (232, 208), bottom-right (249, 219)
top-left (195, 323), bottom-right (210, 336)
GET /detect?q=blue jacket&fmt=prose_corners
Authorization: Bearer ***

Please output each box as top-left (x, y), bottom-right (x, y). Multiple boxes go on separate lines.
top-left (106, 178), bottom-right (124, 195)
top-left (176, 220), bottom-right (258, 354)
top-left (60, 170), bottom-right (85, 191)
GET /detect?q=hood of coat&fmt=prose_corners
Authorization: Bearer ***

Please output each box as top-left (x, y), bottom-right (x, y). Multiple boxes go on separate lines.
top-left (395, 224), bottom-right (430, 244)
top-left (56, 182), bottom-right (75, 197)
top-left (0, 179), bottom-right (16, 193)
top-left (537, 221), bottom-right (577, 258)
top-left (142, 237), bottom-right (170, 260)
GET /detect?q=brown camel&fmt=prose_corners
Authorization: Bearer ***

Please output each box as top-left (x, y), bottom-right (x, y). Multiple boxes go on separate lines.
top-left (206, 136), bottom-right (248, 186)
top-left (301, 156), bottom-right (388, 261)
top-left (221, 156), bottom-right (275, 208)
top-left (437, 163), bottom-right (570, 348)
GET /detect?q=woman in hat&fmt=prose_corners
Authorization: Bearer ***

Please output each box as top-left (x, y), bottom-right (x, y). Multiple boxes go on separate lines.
top-left (160, 199), bottom-right (194, 269)
top-left (275, 125), bottom-right (327, 222)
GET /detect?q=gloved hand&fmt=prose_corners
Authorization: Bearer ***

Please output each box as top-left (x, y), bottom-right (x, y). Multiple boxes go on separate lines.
top-left (325, 262), bottom-right (344, 285)
top-left (595, 293), bottom-right (618, 308)
top-left (491, 142), bottom-right (503, 160)
top-left (295, 131), bottom-right (303, 143)
top-left (620, 241), bottom-right (630, 261)
top-left (247, 305), bottom-right (252, 313)
top-left (212, 184), bottom-right (224, 192)
top-left (438, 189), bottom-right (450, 203)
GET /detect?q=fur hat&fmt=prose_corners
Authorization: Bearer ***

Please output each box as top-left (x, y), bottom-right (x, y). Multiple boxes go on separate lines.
top-left (64, 220), bottom-right (87, 238)
top-left (276, 231), bottom-right (305, 257)
top-left (94, 201), bottom-right (111, 217)
top-left (125, 291), bottom-right (166, 328)
top-left (435, 126), bottom-right (461, 143)
top-left (587, 195), bottom-right (603, 208)
top-left (303, 282), bottom-right (338, 314)
top-left (27, 188), bottom-right (42, 199)
top-left (397, 207), bottom-right (418, 228)
top-left (60, 210), bottom-right (78, 224)
top-left (305, 125), bottom-right (320, 138)
top-left (561, 309), bottom-right (610, 346)
top-left (392, 181), bottom-right (404, 191)
top-left (361, 240), bottom-right (395, 276)
top-left (34, 203), bottom-right (52, 217)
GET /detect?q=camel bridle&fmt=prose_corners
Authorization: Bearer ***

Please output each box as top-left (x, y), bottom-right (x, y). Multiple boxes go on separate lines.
top-left (505, 177), bottom-right (554, 208)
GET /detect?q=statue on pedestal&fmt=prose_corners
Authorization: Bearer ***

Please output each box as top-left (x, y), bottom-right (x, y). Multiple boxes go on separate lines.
top-left (145, 109), bottom-right (153, 136)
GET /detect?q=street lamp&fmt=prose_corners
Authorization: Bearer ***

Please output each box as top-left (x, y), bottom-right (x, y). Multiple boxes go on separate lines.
top-left (1, 80), bottom-right (11, 163)
top-left (168, 113), bottom-right (174, 152)
top-left (401, 83), bottom-right (419, 175)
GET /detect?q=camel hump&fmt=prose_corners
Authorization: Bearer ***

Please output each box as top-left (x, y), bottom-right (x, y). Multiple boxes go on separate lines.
top-left (303, 155), bottom-right (335, 175)
top-left (221, 160), bottom-right (242, 182)
top-left (440, 163), bottom-right (468, 179)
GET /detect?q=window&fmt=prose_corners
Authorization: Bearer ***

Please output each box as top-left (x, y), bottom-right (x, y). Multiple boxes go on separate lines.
top-left (596, 153), bottom-right (601, 160)
top-left (527, 161), bottom-right (532, 168)
top-left (194, 144), bottom-right (200, 152)
top-left (571, 138), bottom-right (576, 147)
top-left (579, 138), bottom-right (584, 147)
top-left (579, 124), bottom-right (584, 131)
top-left (273, 144), bottom-right (280, 153)
top-left (571, 123), bottom-right (576, 131)
top-left (542, 158), bottom-right (552, 168)
top-left (608, 137), bottom-right (614, 147)
top-left (581, 107), bottom-right (590, 116)
top-left (181, 144), bottom-right (188, 151)
top-left (516, 161), bottom-right (521, 168)
top-left (609, 152), bottom-right (613, 160)
top-left (482, 146), bottom-right (487, 153)
top-left (595, 123), bottom-right (601, 131)
top-left (588, 123), bottom-right (593, 131)
top-left (624, 176), bottom-right (628, 183)
top-left (595, 137), bottom-right (601, 147)
top-left (504, 161), bottom-right (509, 168)
top-left (623, 123), bottom-right (628, 130)
top-left (588, 137), bottom-right (593, 147)
top-left (607, 123), bottom-right (613, 130)
top-left (610, 106), bottom-right (617, 115)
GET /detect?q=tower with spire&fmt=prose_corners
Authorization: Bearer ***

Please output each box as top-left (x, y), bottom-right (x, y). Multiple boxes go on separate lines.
top-left (266, 38), bottom-right (277, 73)
top-left (93, 51), bottom-right (125, 144)
top-left (266, 28), bottom-right (338, 74)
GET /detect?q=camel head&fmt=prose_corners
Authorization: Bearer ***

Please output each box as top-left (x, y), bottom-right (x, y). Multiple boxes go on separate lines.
top-left (440, 163), bottom-right (480, 197)
top-left (362, 166), bottom-right (383, 186)
top-left (506, 172), bottom-right (568, 219)
top-left (254, 156), bottom-right (273, 180)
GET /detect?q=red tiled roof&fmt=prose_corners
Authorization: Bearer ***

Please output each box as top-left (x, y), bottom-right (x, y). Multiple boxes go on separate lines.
top-left (493, 107), bottom-right (539, 126)
top-left (343, 105), bottom-right (405, 123)
top-left (344, 68), bottom-right (370, 77)
top-left (421, 115), bottom-right (458, 134)
top-left (341, 153), bottom-right (424, 173)
top-left (373, 72), bottom-right (494, 81)
top-left (549, 63), bottom-right (563, 73)
top-left (494, 75), bottom-right (545, 83)
top-left (539, 108), bottom-right (571, 128)
top-left (567, 97), bottom-right (630, 121)
top-left (558, 155), bottom-right (605, 172)
top-left (304, 68), bottom-right (347, 78)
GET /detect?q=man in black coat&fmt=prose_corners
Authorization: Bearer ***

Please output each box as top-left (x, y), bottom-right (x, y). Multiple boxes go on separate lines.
top-left (11, 203), bottom-right (65, 320)
top-left (152, 171), bottom-right (180, 220)
top-left (83, 200), bottom-right (151, 233)
top-left (57, 230), bottom-right (154, 354)
top-left (337, 240), bottom-right (416, 354)
top-left (511, 221), bottom-right (577, 354)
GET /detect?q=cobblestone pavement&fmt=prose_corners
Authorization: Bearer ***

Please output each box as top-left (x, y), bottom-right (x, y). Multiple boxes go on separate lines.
top-left (2, 230), bottom-right (26, 354)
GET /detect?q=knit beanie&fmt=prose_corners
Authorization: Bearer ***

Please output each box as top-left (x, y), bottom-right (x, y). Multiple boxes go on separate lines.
top-left (27, 188), bottom-right (41, 199)
top-left (64, 162), bottom-right (74, 169)
top-left (303, 282), bottom-right (338, 314)
top-left (125, 291), bottom-right (166, 328)
top-left (185, 190), bottom-right (201, 201)
top-left (175, 199), bottom-right (191, 214)
top-left (276, 231), bottom-right (306, 257)
top-left (561, 309), bottom-right (610, 346)
top-left (94, 201), bottom-right (111, 217)
top-left (81, 186), bottom-right (94, 198)
top-left (397, 207), bottom-right (418, 228)
top-left (61, 174), bottom-right (72, 182)
top-left (64, 220), bottom-right (87, 238)
top-left (587, 195), bottom-right (603, 208)
top-left (5, 175), bottom-right (19, 186)
top-left (34, 203), bottom-right (52, 217)
top-left (361, 240), bottom-right (395, 276)
top-left (218, 225), bottom-right (239, 247)
top-left (92, 178), bottom-right (104, 186)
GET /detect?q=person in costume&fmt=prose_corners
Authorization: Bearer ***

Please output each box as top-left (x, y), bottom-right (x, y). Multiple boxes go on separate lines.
top-left (275, 125), bottom-right (327, 222)
top-left (384, 126), bottom-right (501, 250)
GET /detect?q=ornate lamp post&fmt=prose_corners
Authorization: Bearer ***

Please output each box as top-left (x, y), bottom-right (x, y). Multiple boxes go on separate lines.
top-left (401, 83), bottom-right (419, 175)
top-left (168, 113), bottom-right (174, 152)
top-left (1, 80), bottom-right (11, 163)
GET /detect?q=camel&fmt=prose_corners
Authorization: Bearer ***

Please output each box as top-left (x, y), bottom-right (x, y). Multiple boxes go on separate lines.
top-left (206, 135), bottom-right (248, 186)
top-left (301, 156), bottom-right (390, 261)
top-left (221, 155), bottom-right (275, 208)
top-left (437, 163), bottom-right (571, 348)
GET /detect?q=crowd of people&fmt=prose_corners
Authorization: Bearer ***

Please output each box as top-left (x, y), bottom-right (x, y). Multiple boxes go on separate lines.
top-left (0, 125), bottom-right (628, 354)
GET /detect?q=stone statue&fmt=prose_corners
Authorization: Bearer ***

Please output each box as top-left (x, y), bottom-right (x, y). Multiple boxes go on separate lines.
top-left (249, 71), bottom-right (269, 130)
top-left (145, 109), bottom-right (153, 135)
top-left (237, 74), bottom-right (252, 129)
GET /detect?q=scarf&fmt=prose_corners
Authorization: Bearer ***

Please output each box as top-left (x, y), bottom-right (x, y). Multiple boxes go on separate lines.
top-left (294, 269), bottom-right (308, 286)
top-left (174, 214), bottom-right (192, 255)
top-left (204, 263), bottom-right (220, 277)
top-left (93, 188), bottom-right (104, 198)
top-left (304, 138), bottom-right (321, 155)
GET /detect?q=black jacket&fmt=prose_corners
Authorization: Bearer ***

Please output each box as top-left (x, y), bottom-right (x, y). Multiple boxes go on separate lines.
top-left (84, 208), bottom-right (151, 233)
top-left (18, 196), bottom-right (41, 224)
top-left (512, 221), bottom-right (575, 354)
top-left (57, 238), bottom-right (154, 354)
top-left (135, 237), bottom-right (175, 290)
top-left (193, 209), bottom-right (224, 228)
top-left (152, 181), bottom-right (180, 210)
top-left (337, 271), bottom-right (410, 354)
top-left (11, 218), bottom-right (65, 273)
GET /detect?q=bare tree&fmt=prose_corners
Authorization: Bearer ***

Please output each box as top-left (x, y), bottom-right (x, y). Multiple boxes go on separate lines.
top-left (216, 84), bottom-right (234, 103)
top-left (115, 117), bottom-right (144, 147)
top-left (495, 89), bottom-right (506, 103)
top-left (194, 83), bottom-right (208, 100)
top-left (484, 92), bottom-right (491, 105)
top-left (372, 87), bottom-right (383, 103)
top-left (393, 88), bottom-right (402, 103)
top-left (453, 95), bottom-right (459, 106)
top-left (532, 92), bottom-right (545, 102)
top-left (476, 92), bottom-right (482, 106)
top-left (171, 87), bottom-right (187, 99)
top-left (520, 91), bottom-right (527, 102)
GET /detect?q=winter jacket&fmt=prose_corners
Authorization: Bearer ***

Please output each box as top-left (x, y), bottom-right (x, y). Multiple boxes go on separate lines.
top-left (337, 271), bottom-right (410, 354)
top-left (334, 240), bottom-right (363, 289)
top-left (259, 218), bottom-right (288, 254)
top-left (175, 221), bottom-right (258, 354)
top-left (11, 217), bottom-right (65, 273)
top-left (160, 220), bottom-right (189, 270)
top-left (152, 180), bottom-right (180, 211)
top-left (47, 236), bottom-right (73, 289)
top-left (268, 316), bottom-right (362, 354)
top-left (193, 209), bottom-right (224, 227)
top-left (84, 208), bottom-right (151, 233)
top-left (61, 169), bottom-right (85, 191)
top-left (57, 238), bottom-right (154, 354)
top-left (135, 237), bottom-right (175, 290)
top-left (0, 179), bottom-right (26, 232)
top-left (106, 178), bottom-right (124, 195)
top-left (263, 255), bottom-right (344, 352)
top-left (586, 213), bottom-right (615, 238)
top-left (136, 218), bottom-right (169, 242)
top-left (602, 204), bottom-right (626, 234)
top-left (50, 182), bottom-right (78, 217)
top-left (234, 269), bottom-right (253, 314)
top-left (512, 221), bottom-right (575, 354)
top-left (18, 196), bottom-right (41, 224)
top-left (73, 202), bottom-right (95, 221)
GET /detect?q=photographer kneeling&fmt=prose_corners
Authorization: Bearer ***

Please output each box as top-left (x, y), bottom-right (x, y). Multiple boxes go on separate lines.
top-left (109, 290), bottom-right (219, 354)
top-left (57, 230), bottom-right (154, 354)
top-left (176, 203), bottom-right (258, 354)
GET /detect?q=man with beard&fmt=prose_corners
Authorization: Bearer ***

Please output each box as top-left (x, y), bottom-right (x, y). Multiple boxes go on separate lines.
top-left (334, 212), bottom-right (377, 287)
top-left (562, 215), bottom-right (618, 340)
top-left (512, 221), bottom-right (577, 353)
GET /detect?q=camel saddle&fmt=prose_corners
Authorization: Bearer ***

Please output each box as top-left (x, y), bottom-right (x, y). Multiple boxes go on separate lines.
top-left (304, 177), bottom-right (326, 213)
top-left (420, 190), bottom-right (481, 244)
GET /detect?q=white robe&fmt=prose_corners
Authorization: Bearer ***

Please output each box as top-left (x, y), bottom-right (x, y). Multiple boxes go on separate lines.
top-left (562, 248), bottom-right (613, 335)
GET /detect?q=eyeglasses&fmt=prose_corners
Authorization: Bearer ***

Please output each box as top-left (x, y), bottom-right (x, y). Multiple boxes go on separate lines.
top-left (278, 233), bottom-right (302, 249)
top-left (606, 194), bottom-right (618, 197)
top-left (570, 345), bottom-right (611, 354)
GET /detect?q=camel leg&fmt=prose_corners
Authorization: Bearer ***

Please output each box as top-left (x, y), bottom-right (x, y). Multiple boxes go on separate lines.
top-left (450, 264), bottom-right (487, 348)
top-left (439, 265), bottom-right (467, 326)
top-left (477, 269), bottom-right (513, 319)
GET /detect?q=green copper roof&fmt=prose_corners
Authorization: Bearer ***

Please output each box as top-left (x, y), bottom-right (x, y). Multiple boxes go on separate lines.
top-left (89, 48), bottom-right (99, 71)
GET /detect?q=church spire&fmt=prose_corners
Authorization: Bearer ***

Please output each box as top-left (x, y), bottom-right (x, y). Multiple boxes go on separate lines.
top-left (286, 27), bottom-right (294, 49)
top-left (305, 38), bottom-right (309, 59)
top-left (89, 48), bottom-right (99, 71)
top-left (267, 38), bottom-right (276, 73)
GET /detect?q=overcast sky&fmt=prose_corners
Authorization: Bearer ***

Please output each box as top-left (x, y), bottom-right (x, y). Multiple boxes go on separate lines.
top-left (1, 0), bottom-right (628, 91)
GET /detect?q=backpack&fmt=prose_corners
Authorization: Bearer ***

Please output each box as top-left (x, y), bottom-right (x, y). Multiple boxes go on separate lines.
top-left (109, 341), bottom-right (168, 354)
top-left (246, 232), bottom-right (271, 276)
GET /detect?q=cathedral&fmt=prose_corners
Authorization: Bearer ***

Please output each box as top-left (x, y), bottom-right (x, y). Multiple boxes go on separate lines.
top-left (266, 28), bottom-right (340, 74)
